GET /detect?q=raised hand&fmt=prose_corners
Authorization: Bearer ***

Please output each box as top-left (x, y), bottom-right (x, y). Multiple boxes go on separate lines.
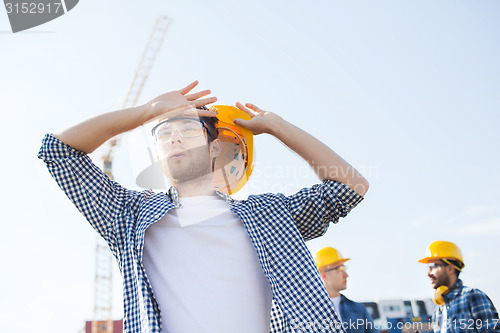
top-left (233, 102), bottom-right (283, 135)
top-left (147, 81), bottom-right (218, 119)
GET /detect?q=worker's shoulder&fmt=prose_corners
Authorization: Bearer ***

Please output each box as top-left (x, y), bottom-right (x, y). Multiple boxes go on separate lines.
top-left (241, 181), bottom-right (332, 204)
top-left (341, 294), bottom-right (370, 313)
top-left (246, 191), bottom-right (286, 201)
top-left (458, 284), bottom-right (492, 301)
top-left (129, 189), bottom-right (171, 212)
top-left (234, 180), bottom-right (348, 211)
top-left (238, 188), bottom-right (315, 209)
top-left (140, 189), bottom-right (171, 204)
top-left (232, 192), bottom-right (286, 212)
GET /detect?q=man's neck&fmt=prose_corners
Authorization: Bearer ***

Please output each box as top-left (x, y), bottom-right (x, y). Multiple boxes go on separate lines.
top-left (446, 275), bottom-right (458, 289)
top-left (328, 289), bottom-right (341, 298)
top-left (172, 176), bottom-right (217, 198)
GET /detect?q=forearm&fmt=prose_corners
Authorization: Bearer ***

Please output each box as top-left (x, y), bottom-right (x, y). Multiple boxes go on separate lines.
top-left (53, 80), bottom-right (216, 153)
top-left (270, 118), bottom-right (369, 196)
top-left (54, 104), bottom-right (151, 154)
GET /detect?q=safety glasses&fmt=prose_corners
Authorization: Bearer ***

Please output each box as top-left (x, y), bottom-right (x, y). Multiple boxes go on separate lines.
top-left (427, 263), bottom-right (445, 271)
top-left (151, 117), bottom-right (208, 144)
top-left (324, 265), bottom-right (347, 273)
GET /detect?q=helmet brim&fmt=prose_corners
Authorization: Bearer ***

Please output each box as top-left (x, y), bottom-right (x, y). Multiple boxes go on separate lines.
top-left (317, 258), bottom-right (351, 270)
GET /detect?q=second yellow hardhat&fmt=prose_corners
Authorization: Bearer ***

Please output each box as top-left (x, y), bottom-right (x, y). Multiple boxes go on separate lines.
top-left (315, 247), bottom-right (350, 270)
top-left (418, 240), bottom-right (465, 268)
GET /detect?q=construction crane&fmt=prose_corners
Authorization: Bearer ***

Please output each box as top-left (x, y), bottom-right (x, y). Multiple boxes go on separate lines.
top-left (90, 16), bottom-right (172, 333)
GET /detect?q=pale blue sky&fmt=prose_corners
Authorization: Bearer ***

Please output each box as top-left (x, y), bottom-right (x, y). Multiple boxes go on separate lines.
top-left (1, 1), bottom-right (499, 332)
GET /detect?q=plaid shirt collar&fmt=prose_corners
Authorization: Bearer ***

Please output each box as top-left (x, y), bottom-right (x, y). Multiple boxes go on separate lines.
top-left (167, 185), bottom-right (234, 208)
top-left (443, 279), bottom-right (463, 303)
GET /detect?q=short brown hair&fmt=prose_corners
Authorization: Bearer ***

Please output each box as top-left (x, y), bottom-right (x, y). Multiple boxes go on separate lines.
top-left (198, 106), bottom-right (219, 143)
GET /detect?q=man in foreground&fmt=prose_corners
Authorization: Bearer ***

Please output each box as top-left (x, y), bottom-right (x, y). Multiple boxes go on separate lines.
top-left (39, 81), bottom-right (369, 332)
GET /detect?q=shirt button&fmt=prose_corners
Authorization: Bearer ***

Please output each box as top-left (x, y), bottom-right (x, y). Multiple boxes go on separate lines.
top-left (155, 214), bottom-right (161, 219)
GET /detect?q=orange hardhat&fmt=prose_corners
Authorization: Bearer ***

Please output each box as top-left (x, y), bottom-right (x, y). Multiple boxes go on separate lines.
top-left (211, 105), bottom-right (254, 195)
top-left (418, 240), bottom-right (465, 268)
top-left (315, 247), bottom-right (350, 270)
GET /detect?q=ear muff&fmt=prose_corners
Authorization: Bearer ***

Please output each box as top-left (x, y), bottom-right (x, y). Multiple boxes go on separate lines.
top-left (433, 285), bottom-right (450, 305)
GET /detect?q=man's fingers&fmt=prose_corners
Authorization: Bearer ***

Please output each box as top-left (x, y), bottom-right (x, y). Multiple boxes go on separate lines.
top-left (167, 104), bottom-right (196, 116)
top-left (168, 106), bottom-right (216, 118)
top-left (185, 89), bottom-right (212, 101)
top-left (245, 103), bottom-right (263, 113)
top-left (233, 118), bottom-right (249, 127)
top-left (197, 109), bottom-right (218, 118)
top-left (192, 97), bottom-right (218, 108)
top-left (178, 80), bottom-right (199, 95)
top-left (235, 102), bottom-right (254, 117)
top-left (152, 104), bottom-right (195, 122)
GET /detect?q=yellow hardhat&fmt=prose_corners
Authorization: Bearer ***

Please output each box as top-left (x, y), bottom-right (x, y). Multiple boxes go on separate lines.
top-left (211, 105), bottom-right (254, 195)
top-left (315, 247), bottom-right (350, 270)
top-left (418, 240), bottom-right (465, 268)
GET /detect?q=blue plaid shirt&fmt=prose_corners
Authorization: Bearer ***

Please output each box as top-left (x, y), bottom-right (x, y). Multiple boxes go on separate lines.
top-left (338, 295), bottom-right (378, 333)
top-left (432, 279), bottom-right (500, 333)
top-left (38, 134), bottom-right (364, 333)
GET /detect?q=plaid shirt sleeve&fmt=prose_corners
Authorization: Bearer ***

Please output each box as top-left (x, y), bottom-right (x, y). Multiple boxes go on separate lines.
top-left (37, 134), bottom-right (149, 260)
top-left (468, 289), bottom-right (500, 332)
top-left (286, 180), bottom-right (364, 241)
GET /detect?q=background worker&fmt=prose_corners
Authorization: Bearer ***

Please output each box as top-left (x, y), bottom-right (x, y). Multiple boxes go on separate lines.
top-left (419, 240), bottom-right (500, 333)
top-left (315, 247), bottom-right (379, 333)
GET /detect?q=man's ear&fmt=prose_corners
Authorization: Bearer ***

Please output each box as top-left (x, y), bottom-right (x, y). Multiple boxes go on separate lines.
top-left (445, 264), bottom-right (455, 276)
top-left (210, 139), bottom-right (222, 157)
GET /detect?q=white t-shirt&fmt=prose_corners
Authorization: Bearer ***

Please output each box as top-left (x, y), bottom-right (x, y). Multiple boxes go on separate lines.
top-left (330, 295), bottom-right (343, 322)
top-left (440, 306), bottom-right (448, 333)
top-left (143, 195), bottom-right (272, 333)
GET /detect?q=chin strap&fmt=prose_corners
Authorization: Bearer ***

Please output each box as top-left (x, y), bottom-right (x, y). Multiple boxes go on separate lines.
top-left (442, 258), bottom-right (462, 272)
